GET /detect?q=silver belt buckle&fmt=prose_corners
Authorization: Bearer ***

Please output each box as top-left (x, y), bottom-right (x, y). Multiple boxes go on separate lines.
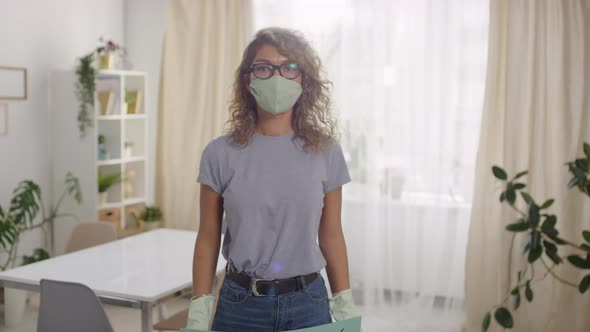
top-left (251, 277), bottom-right (274, 297)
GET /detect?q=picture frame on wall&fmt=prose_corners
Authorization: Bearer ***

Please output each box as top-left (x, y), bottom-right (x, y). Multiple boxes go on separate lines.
top-left (0, 66), bottom-right (28, 100)
top-left (0, 103), bottom-right (7, 136)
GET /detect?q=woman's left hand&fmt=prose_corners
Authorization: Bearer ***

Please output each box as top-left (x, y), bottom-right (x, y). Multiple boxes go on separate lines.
top-left (328, 288), bottom-right (361, 321)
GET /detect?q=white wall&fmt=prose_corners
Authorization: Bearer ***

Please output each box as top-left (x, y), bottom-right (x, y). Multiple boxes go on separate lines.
top-left (0, 0), bottom-right (124, 263)
top-left (124, 0), bottom-right (170, 205)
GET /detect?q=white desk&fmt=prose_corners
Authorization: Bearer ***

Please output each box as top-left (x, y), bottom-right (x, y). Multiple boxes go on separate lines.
top-left (0, 228), bottom-right (227, 332)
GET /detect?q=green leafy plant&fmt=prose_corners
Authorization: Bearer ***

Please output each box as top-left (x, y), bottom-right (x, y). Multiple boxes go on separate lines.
top-left (98, 134), bottom-right (105, 144)
top-left (139, 206), bottom-right (163, 222)
top-left (483, 142), bottom-right (590, 331)
top-left (75, 37), bottom-right (131, 138)
top-left (98, 169), bottom-right (121, 193)
top-left (125, 90), bottom-right (137, 104)
top-left (0, 173), bottom-right (81, 270)
top-left (75, 52), bottom-right (96, 138)
top-left (22, 248), bottom-right (50, 266)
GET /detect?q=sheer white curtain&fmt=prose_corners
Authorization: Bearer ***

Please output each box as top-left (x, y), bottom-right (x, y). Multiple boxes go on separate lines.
top-left (465, 1), bottom-right (590, 331)
top-left (254, 1), bottom-right (488, 331)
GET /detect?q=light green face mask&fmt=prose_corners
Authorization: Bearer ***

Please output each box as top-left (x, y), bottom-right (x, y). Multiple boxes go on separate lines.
top-left (249, 75), bottom-right (302, 115)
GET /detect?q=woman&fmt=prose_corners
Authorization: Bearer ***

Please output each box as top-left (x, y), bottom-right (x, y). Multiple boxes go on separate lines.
top-left (186, 27), bottom-right (359, 331)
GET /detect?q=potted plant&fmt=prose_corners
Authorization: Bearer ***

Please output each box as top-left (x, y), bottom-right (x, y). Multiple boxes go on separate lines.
top-left (75, 37), bottom-right (128, 138)
top-left (124, 140), bottom-right (134, 158)
top-left (98, 134), bottom-right (109, 160)
top-left (482, 142), bottom-right (590, 331)
top-left (75, 52), bottom-right (95, 139)
top-left (98, 169), bottom-right (121, 205)
top-left (125, 90), bottom-right (139, 114)
top-left (95, 36), bottom-right (126, 70)
top-left (133, 206), bottom-right (163, 231)
top-left (0, 174), bottom-right (80, 325)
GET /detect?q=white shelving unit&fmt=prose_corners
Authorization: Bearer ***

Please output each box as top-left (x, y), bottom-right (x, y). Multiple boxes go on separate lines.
top-left (50, 69), bottom-right (150, 250)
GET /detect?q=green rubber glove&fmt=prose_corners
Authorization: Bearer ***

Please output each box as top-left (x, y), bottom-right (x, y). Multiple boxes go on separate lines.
top-left (185, 294), bottom-right (216, 330)
top-left (329, 289), bottom-right (361, 321)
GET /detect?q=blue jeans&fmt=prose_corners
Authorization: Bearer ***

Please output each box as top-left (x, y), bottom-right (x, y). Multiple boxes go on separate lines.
top-left (211, 272), bottom-right (332, 331)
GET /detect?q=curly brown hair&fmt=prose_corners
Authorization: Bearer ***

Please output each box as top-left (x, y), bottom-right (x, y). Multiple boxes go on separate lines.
top-left (225, 27), bottom-right (338, 153)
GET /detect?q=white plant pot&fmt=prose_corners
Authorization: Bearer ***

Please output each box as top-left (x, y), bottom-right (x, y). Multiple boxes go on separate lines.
top-left (5, 288), bottom-right (27, 327)
top-left (98, 192), bottom-right (108, 205)
top-left (144, 221), bottom-right (161, 231)
top-left (125, 146), bottom-right (133, 158)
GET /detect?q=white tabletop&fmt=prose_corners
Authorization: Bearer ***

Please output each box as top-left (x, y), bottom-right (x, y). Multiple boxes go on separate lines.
top-left (0, 228), bottom-right (226, 303)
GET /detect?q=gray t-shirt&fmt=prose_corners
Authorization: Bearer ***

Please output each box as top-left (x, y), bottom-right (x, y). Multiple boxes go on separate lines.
top-left (197, 130), bottom-right (351, 279)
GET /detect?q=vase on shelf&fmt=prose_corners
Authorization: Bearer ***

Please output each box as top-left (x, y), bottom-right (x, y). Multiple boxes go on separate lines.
top-left (98, 134), bottom-right (109, 160)
top-left (98, 144), bottom-right (108, 161)
top-left (124, 170), bottom-right (136, 199)
top-left (98, 192), bottom-right (108, 205)
top-left (124, 142), bottom-right (134, 158)
top-left (98, 55), bottom-right (113, 70)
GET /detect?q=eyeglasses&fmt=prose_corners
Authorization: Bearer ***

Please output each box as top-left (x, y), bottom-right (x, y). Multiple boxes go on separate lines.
top-left (249, 63), bottom-right (301, 80)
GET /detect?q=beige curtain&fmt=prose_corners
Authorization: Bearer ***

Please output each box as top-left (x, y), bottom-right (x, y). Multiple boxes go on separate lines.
top-left (156, 0), bottom-right (253, 230)
top-left (465, 1), bottom-right (590, 331)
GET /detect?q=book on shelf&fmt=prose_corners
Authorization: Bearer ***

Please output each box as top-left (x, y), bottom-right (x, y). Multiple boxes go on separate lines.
top-left (97, 91), bottom-right (114, 115)
top-left (135, 89), bottom-right (143, 114)
top-left (126, 89), bottom-right (143, 114)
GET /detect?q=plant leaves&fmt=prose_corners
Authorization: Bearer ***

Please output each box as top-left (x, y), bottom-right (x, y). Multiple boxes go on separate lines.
top-left (542, 215), bottom-right (557, 229)
top-left (523, 235), bottom-right (532, 254)
top-left (583, 231), bottom-right (590, 244)
top-left (541, 215), bottom-right (559, 237)
top-left (513, 291), bottom-right (521, 310)
top-left (575, 159), bottom-right (588, 172)
top-left (506, 221), bottom-right (530, 232)
top-left (482, 312), bottom-right (491, 332)
top-left (65, 172), bottom-right (83, 204)
top-left (494, 307), bottom-right (514, 328)
top-left (569, 162), bottom-right (586, 178)
top-left (9, 180), bottom-right (41, 227)
top-left (21, 247), bottom-right (50, 266)
top-left (543, 240), bottom-right (558, 253)
top-left (521, 192), bottom-right (534, 206)
top-left (513, 183), bottom-right (526, 190)
top-left (514, 170), bottom-right (528, 180)
top-left (525, 281), bottom-right (534, 302)
top-left (584, 142), bottom-right (590, 160)
top-left (529, 203), bottom-right (540, 226)
top-left (540, 199), bottom-right (555, 209)
top-left (493, 166), bottom-right (508, 180)
top-left (528, 231), bottom-right (542, 263)
top-left (546, 247), bottom-right (562, 264)
top-left (568, 176), bottom-right (580, 190)
top-left (98, 169), bottom-right (122, 193)
top-left (506, 189), bottom-right (516, 204)
top-left (567, 255), bottom-right (590, 269)
top-left (580, 275), bottom-right (590, 294)
top-left (546, 233), bottom-right (567, 245)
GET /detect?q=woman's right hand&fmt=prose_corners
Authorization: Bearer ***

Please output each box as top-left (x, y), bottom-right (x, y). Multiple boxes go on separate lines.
top-left (185, 294), bottom-right (216, 330)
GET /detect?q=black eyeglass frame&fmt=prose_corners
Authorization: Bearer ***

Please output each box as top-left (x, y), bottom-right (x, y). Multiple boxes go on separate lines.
top-left (249, 63), bottom-right (302, 80)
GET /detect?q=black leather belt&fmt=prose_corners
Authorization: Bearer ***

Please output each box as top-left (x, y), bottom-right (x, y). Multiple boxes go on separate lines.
top-left (225, 264), bottom-right (319, 297)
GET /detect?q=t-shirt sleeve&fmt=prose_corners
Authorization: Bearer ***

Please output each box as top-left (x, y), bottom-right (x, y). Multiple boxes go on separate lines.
top-left (196, 140), bottom-right (224, 194)
top-left (323, 140), bottom-right (352, 193)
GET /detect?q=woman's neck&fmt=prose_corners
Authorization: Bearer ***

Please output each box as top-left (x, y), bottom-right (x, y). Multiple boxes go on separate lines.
top-left (255, 107), bottom-right (294, 136)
